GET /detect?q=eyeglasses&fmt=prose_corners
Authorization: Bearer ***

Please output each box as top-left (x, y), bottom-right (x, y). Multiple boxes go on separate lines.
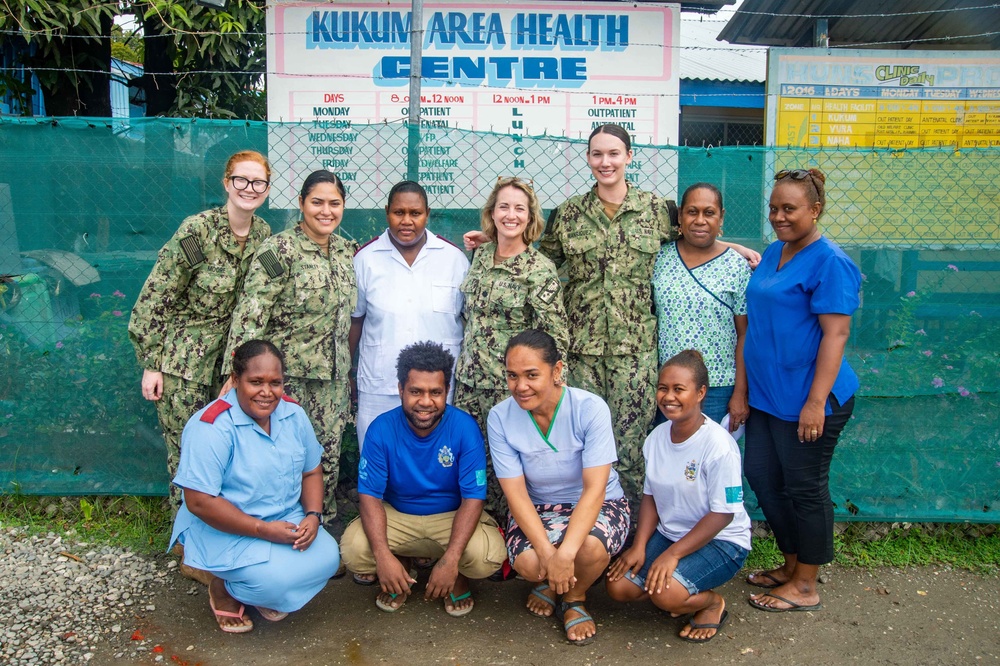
top-left (775, 169), bottom-right (815, 183)
top-left (497, 176), bottom-right (535, 188)
top-left (228, 176), bottom-right (270, 193)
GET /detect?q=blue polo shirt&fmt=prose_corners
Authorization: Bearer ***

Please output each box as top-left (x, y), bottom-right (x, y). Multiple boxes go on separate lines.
top-left (358, 405), bottom-right (487, 515)
top-left (744, 236), bottom-right (861, 421)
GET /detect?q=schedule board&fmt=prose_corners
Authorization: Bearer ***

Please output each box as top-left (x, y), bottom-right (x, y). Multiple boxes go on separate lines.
top-left (768, 49), bottom-right (1000, 149)
top-left (266, 0), bottom-right (681, 209)
top-left (766, 48), bottom-right (1000, 248)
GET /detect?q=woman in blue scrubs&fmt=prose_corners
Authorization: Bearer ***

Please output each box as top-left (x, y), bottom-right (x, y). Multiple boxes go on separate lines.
top-left (741, 168), bottom-right (861, 613)
top-left (169, 340), bottom-right (340, 633)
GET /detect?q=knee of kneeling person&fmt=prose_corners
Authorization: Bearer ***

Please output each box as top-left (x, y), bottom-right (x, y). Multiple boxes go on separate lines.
top-left (457, 525), bottom-right (506, 579)
top-left (339, 519), bottom-right (374, 572)
top-left (576, 536), bottom-right (611, 567)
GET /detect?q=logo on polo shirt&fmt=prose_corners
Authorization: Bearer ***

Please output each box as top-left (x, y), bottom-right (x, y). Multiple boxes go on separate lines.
top-left (437, 445), bottom-right (454, 468)
top-left (684, 460), bottom-right (697, 481)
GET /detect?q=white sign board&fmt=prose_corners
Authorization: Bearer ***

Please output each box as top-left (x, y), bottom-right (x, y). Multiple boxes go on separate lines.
top-left (266, 0), bottom-right (680, 209)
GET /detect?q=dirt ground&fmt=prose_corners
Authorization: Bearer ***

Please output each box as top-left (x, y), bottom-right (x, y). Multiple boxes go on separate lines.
top-left (96, 560), bottom-right (1000, 666)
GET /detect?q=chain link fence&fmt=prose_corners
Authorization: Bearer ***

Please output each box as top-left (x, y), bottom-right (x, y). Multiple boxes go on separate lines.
top-left (0, 117), bottom-right (997, 522)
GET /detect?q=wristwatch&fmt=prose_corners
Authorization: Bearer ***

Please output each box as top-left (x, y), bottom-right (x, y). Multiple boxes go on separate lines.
top-left (305, 511), bottom-right (323, 522)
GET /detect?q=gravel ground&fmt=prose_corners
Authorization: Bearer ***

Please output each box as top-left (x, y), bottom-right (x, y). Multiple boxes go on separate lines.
top-left (0, 527), bottom-right (170, 665)
top-left (3, 524), bottom-right (999, 666)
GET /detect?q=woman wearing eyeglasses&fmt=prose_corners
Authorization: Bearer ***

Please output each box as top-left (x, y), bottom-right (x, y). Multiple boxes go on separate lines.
top-left (742, 168), bottom-right (861, 613)
top-left (223, 170), bottom-right (357, 529)
top-left (453, 177), bottom-right (570, 517)
top-left (130, 150), bottom-right (272, 513)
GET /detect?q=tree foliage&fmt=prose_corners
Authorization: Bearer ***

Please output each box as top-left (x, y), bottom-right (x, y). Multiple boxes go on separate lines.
top-left (0, 0), bottom-right (266, 119)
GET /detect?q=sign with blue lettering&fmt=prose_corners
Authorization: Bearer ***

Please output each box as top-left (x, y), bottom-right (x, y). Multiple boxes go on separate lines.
top-left (266, 1), bottom-right (680, 209)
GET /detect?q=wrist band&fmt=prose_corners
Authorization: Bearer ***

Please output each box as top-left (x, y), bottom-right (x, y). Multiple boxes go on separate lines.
top-left (305, 511), bottom-right (322, 522)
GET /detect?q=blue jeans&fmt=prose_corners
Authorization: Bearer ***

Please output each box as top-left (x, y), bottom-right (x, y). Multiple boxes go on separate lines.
top-left (653, 385), bottom-right (734, 427)
top-left (624, 529), bottom-right (748, 595)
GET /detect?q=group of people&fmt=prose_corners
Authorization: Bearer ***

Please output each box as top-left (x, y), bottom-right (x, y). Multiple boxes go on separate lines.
top-left (128, 123), bottom-right (862, 644)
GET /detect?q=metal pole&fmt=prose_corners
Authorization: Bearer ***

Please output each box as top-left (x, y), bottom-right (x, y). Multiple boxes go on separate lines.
top-left (406, 0), bottom-right (424, 181)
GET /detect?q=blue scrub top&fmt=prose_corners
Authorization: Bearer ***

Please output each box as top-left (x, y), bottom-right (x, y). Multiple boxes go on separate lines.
top-left (744, 236), bottom-right (861, 421)
top-left (168, 389), bottom-right (322, 571)
top-left (358, 405), bottom-right (487, 515)
top-left (487, 386), bottom-right (624, 506)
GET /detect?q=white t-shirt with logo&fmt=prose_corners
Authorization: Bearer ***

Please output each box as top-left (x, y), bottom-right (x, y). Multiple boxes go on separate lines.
top-left (642, 417), bottom-right (751, 551)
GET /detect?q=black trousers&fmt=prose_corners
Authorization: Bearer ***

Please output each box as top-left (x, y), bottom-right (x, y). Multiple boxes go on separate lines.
top-left (743, 395), bottom-right (855, 565)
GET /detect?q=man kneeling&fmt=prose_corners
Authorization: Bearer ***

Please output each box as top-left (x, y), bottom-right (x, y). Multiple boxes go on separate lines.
top-left (341, 341), bottom-right (504, 616)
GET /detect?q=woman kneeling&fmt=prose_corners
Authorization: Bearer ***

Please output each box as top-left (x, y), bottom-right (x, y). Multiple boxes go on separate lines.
top-left (606, 350), bottom-right (750, 642)
top-left (169, 340), bottom-right (340, 633)
top-left (487, 330), bottom-right (630, 646)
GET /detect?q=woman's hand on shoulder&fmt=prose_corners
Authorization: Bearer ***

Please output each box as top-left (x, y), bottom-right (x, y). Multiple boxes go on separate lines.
top-left (256, 520), bottom-right (300, 545)
top-left (463, 230), bottom-right (489, 251)
top-left (607, 545), bottom-right (645, 582)
top-left (727, 242), bottom-right (761, 269)
top-left (217, 376), bottom-right (235, 399)
top-left (141, 370), bottom-right (163, 401)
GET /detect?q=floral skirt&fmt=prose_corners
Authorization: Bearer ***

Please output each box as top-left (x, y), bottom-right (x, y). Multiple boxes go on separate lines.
top-left (504, 497), bottom-right (631, 566)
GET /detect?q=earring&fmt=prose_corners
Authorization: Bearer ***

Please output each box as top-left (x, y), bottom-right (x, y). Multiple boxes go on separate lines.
top-left (718, 228), bottom-right (723, 237)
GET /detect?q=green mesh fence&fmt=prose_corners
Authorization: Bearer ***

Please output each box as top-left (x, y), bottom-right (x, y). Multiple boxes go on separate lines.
top-left (0, 117), bottom-right (997, 522)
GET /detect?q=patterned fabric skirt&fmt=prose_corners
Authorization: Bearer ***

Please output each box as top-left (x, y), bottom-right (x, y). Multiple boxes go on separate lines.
top-left (503, 497), bottom-right (631, 566)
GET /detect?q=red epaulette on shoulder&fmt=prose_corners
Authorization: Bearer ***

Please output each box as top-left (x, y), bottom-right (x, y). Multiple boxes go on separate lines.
top-left (200, 399), bottom-right (232, 424)
top-left (436, 234), bottom-right (461, 250)
top-left (281, 394), bottom-right (299, 404)
top-left (355, 236), bottom-right (380, 256)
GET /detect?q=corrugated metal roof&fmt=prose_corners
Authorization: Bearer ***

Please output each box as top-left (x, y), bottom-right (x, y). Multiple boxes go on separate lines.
top-left (718, 0), bottom-right (1000, 48)
top-left (680, 12), bottom-right (767, 82)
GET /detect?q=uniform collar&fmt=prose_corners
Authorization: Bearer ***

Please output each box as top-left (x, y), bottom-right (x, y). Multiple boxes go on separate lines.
top-left (585, 181), bottom-right (641, 218)
top-left (474, 241), bottom-right (530, 273)
top-left (376, 227), bottom-right (445, 266)
top-left (223, 387), bottom-right (295, 435)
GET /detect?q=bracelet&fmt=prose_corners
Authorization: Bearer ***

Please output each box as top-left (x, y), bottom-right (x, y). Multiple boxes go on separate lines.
top-left (305, 511), bottom-right (323, 522)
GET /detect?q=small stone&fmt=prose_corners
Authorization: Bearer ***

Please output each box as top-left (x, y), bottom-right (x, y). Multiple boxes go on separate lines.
top-left (111, 625), bottom-right (121, 633)
top-left (146, 605), bottom-right (156, 611)
top-left (818, 573), bottom-right (831, 584)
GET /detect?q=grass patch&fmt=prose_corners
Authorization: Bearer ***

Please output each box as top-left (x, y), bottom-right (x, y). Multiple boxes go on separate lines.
top-left (0, 495), bottom-right (172, 555)
top-left (745, 524), bottom-right (1000, 576)
top-left (2, 495), bottom-right (997, 575)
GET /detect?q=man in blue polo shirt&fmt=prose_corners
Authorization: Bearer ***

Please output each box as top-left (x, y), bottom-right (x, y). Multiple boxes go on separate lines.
top-left (341, 341), bottom-right (504, 616)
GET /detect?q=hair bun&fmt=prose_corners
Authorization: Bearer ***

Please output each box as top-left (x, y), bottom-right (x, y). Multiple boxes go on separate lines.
top-left (807, 168), bottom-right (826, 184)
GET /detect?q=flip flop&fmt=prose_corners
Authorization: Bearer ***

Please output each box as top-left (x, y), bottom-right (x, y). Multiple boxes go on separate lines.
top-left (208, 587), bottom-right (254, 634)
top-left (444, 590), bottom-right (475, 617)
top-left (679, 609), bottom-right (729, 643)
top-left (353, 572), bottom-right (377, 586)
top-left (749, 593), bottom-right (823, 613)
top-left (746, 571), bottom-right (784, 589)
top-left (375, 590), bottom-right (409, 613)
top-left (527, 583), bottom-right (556, 617)
top-left (255, 606), bottom-right (289, 622)
top-left (555, 600), bottom-right (596, 646)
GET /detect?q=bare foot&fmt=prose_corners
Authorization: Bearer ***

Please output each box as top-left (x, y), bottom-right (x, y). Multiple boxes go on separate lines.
top-left (208, 578), bottom-right (253, 633)
top-left (679, 598), bottom-right (727, 642)
top-left (526, 583), bottom-right (556, 617)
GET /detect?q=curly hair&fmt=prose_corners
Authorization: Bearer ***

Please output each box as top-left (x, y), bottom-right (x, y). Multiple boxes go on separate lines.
top-left (396, 340), bottom-right (454, 388)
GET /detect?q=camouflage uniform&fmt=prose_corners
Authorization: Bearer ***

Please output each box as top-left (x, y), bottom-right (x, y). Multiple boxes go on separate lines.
top-left (223, 226), bottom-right (358, 520)
top-left (538, 184), bottom-right (677, 505)
top-left (128, 207), bottom-right (271, 511)
top-left (453, 242), bottom-right (570, 516)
